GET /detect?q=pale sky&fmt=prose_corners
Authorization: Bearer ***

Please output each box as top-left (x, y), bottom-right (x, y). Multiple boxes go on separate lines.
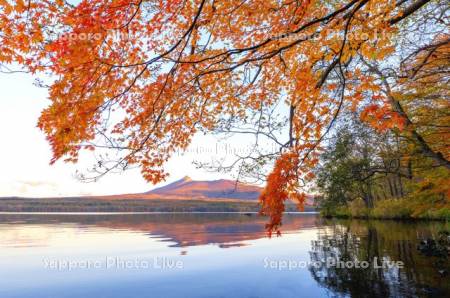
top-left (0, 71), bottom-right (253, 197)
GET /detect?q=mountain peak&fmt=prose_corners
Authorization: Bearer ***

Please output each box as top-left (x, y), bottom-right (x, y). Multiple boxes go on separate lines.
top-left (180, 176), bottom-right (192, 182)
top-left (146, 177), bottom-right (262, 200)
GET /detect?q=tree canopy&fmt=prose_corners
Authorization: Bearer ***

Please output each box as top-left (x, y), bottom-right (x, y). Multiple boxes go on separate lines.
top-left (0, 0), bottom-right (448, 232)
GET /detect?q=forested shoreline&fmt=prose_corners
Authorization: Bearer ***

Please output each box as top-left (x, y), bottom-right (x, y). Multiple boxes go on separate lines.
top-left (0, 198), bottom-right (308, 213)
top-left (315, 114), bottom-right (449, 221)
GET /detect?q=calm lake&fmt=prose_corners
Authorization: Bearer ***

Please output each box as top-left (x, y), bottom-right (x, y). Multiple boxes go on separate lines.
top-left (0, 213), bottom-right (448, 298)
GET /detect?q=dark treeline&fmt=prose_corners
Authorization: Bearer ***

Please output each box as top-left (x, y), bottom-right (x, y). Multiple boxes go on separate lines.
top-left (0, 198), bottom-right (309, 213)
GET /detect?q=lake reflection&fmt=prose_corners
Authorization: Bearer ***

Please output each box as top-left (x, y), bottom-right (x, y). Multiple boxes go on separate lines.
top-left (0, 213), bottom-right (448, 298)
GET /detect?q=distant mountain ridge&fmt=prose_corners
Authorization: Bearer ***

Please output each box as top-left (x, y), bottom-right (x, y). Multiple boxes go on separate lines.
top-left (146, 176), bottom-right (262, 201)
top-left (0, 177), bottom-right (315, 208)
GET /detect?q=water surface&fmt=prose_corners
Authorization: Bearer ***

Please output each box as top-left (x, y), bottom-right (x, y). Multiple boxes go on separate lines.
top-left (0, 213), bottom-right (448, 297)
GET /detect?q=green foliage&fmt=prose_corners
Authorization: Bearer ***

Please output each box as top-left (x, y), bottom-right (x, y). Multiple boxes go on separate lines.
top-left (320, 205), bottom-right (351, 218)
top-left (316, 113), bottom-right (449, 221)
top-left (348, 198), bottom-right (369, 218)
top-left (316, 124), bottom-right (374, 209)
top-left (322, 197), bottom-right (450, 221)
top-left (428, 208), bottom-right (450, 221)
top-left (371, 199), bottom-right (413, 219)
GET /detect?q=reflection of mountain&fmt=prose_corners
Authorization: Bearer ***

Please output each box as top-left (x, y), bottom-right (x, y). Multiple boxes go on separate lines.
top-left (146, 176), bottom-right (262, 200)
top-left (0, 213), bottom-right (318, 248)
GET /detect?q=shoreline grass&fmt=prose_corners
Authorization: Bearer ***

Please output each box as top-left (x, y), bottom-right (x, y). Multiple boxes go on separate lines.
top-left (320, 197), bottom-right (450, 221)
